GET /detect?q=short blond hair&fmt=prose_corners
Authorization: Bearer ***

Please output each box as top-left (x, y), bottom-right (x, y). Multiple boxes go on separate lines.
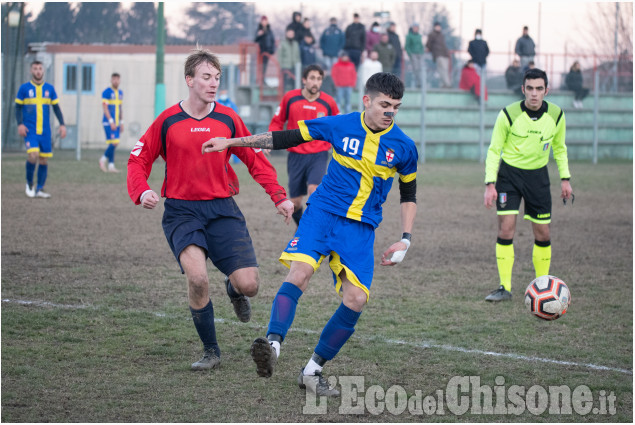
top-left (184, 48), bottom-right (222, 79)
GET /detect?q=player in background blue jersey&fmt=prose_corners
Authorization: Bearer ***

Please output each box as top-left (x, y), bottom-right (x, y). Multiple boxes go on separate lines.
top-left (202, 72), bottom-right (418, 397)
top-left (15, 61), bottom-right (67, 198)
top-left (99, 73), bottom-right (124, 173)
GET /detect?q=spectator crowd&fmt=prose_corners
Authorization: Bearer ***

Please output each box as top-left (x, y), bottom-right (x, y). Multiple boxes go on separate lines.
top-left (253, 11), bottom-right (590, 108)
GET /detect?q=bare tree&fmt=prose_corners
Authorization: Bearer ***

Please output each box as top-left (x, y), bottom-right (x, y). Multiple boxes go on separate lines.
top-left (574, 2), bottom-right (632, 58)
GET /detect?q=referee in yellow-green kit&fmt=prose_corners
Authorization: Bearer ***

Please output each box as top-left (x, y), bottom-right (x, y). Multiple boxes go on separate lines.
top-left (483, 68), bottom-right (573, 302)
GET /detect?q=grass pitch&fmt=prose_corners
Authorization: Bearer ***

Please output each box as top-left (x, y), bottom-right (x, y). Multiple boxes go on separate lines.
top-left (1, 150), bottom-right (632, 422)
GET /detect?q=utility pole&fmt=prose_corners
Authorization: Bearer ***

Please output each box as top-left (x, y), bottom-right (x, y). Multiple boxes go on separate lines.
top-left (154, 2), bottom-right (166, 117)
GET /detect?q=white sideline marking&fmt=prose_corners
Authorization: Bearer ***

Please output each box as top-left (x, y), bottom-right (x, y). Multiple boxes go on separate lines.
top-left (3, 298), bottom-right (631, 375)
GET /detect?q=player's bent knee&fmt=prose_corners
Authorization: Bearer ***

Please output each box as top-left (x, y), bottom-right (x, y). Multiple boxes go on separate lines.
top-left (188, 277), bottom-right (209, 302)
top-left (343, 289), bottom-right (367, 312)
top-left (237, 278), bottom-right (259, 297)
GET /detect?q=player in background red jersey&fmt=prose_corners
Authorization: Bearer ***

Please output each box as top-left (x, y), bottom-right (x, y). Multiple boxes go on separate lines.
top-left (268, 64), bottom-right (339, 225)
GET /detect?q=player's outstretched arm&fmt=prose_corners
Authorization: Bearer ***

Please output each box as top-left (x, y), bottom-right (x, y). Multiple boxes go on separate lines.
top-left (202, 129), bottom-right (308, 154)
top-left (202, 132), bottom-right (274, 153)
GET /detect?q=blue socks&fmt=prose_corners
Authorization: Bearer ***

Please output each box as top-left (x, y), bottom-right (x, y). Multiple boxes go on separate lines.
top-left (104, 144), bottom-right (116, 163)
top-left (315, 303), bottom-right (361, 361)
top-left (190, 300), bottom-right (220, 356)
top-left (26, 161), bottom-right (36, 187)
top-left (36, 164), bottom-right (48, 192)
top-left (267, 281), bottom-right (303, 341)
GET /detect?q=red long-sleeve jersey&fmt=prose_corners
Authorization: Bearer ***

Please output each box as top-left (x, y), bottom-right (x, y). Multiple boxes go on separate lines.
top-left (127, 102), bottom-right (287, 206)
top-left (268, 89), bottom-right (339, 154)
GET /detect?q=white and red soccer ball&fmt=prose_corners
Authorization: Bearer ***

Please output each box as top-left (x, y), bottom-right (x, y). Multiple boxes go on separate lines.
top-left (524, 275), bottom-right (571, 320)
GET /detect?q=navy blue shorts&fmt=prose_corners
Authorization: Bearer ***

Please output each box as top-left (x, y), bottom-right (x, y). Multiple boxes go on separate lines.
top-left (162, 197), bottom-right (258, 274)
top-left (287, 151), bottom-right (329, 198)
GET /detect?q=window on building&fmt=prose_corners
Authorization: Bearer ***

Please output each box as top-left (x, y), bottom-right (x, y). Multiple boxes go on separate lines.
top-left (63, 63), bottom-right (95, 94)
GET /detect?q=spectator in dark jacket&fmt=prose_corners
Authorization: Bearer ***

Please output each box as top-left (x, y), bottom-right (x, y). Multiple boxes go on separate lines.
top-left (566, 61), bottom-right (589, 108)
top-left (344, 13), bottom-right (366, 69)
top-left (286, 11), bottom-right (305, 42)
top-left (300, 34), bottom-right (317, 68)
top-left (320, 17), bottom-right (345, 70)
top-left (515, 26), bottom-right (536, 71)
top-left (387, 22), bottom-right (403, 76)
top-left (302, 18), bottom-right (315, 41)
top-left (467, 29), bottom-right (489, 74)
top-left (504, 58), bottom-right (524, 97)
top-left (255, 16), bottom-right (275, 84)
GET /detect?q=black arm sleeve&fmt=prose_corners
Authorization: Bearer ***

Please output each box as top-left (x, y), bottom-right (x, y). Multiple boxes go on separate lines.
top-left (52, 104), bottom-right (65, 126)
top-left (15, 104), bottom-right (23, 125)
top-left (271, 129), bottom-right (308, 150)
top-left (399, 178), bottom-right (417, 204)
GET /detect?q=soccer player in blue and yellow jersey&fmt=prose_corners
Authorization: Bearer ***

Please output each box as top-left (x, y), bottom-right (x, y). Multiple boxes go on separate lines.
top-left (202, 72), bottom-right (418, 397)
top-left (99, 73), bottom-right (124, 173)
top-left (483, 68), bottom-right (573, 302)
top-left (15, 61), bottom-right (66, 198)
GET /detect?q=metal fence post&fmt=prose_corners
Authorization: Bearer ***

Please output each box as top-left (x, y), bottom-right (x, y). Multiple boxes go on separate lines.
top-left (419, 56), bottom-right (426, 164)
top-left (479, 66), bottom-right (486, 163)
top-left (592, 70), bottom-right (599, 164)
top-left (76, 57), bottom-right (82, 161)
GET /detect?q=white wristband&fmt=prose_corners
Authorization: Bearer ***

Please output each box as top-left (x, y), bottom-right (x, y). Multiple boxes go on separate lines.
top-left (390, 238), bottom-right (411, 263)
top-left (108, 118), bottom-right (114, 124)
top-left (140, 189), bottom-right (153, 203)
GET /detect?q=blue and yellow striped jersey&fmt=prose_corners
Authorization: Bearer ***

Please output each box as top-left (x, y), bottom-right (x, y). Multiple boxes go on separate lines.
top-left (102, 86), bottom-right (123, 125)
top-left (298, 112), bottom-right (418, 228)
top-left (15, 81), bottom-right (60, 136)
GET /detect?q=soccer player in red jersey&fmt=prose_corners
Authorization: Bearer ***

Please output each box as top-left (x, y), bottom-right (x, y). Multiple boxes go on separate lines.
top-left (268, 64), bottom-right (339, 225)
top-left (127, 48), bottom-right (294, 371)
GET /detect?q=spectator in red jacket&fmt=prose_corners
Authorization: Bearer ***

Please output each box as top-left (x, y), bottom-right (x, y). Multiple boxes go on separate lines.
top-left (459, 60), bottom-right (488, 103)
top-left (331, 51), bottom-right (357, 113)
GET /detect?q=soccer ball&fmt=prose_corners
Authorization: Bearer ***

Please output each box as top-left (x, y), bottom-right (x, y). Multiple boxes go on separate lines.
top-left (524, 275), bottom-right (571, 320)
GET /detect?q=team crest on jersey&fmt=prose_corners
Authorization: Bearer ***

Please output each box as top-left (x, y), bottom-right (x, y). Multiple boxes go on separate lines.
top-left (499, 193), bottom-right (507, 208)
top-left (29, 89), bottom-right (34, 97)
top-left (44, 90), bottom-right (50, 97)
top-left (385, 148), bottom-right (395, 163)
top-left (131, 141), bottom-right (144, 156)
top-left (317, 112), bottom-right (325, 118)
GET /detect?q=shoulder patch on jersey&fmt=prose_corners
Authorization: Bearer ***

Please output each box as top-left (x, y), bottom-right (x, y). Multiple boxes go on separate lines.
top-left (131, 141), bottom-right (144, 156)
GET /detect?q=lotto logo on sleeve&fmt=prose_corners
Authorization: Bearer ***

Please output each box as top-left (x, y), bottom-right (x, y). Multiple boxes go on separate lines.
top-left (131, 141), bottom-right (144, 156)
top-left (543, 143), bottom-right (550, 151)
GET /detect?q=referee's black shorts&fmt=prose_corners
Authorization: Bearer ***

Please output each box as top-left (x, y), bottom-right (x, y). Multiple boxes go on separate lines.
top-left (495, 161), bottom-right (552, 224)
